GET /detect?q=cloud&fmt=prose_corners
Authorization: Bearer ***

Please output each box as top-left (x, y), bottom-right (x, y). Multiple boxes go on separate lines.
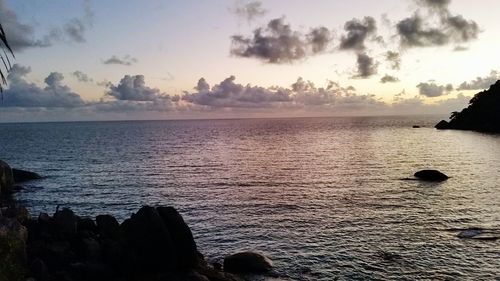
top-left (417, 0), bottom-right (451, 11)
top-left (339, 17), bottom-right (377, 51)
top-left (230, 17), bottom-right (332, 63)
top-left (307, 27), bottom-right (333, 54)
top-left (355, 53), bottom-right (378, 78)
top-left (72, 70), bottom-right (93, 83)
top-left (380, 74), bottom-right (400, 83)
top-left (182, 76), bottom-right (384, 110)
top-left (102, 55), bottom-right (138, 66)
top-left (0, 0), bottom-right (93, 51)
top-left (231, 1), bottom-right (267, 23)
top-left (0, 0), bottom-right (52, 50)
top-left (106, 75), bottom-right (170, 101)
top-left (417, 81), bottom-right (453, 97)
top-left (1, 64), bottom-right (85, 107)
top-left (64, 19), bottom-right (86, 43)
top-left (397, 1), bottom-right (479, 48)
top-left (182, 76), bottom-right (291, 108)
top-left (457, 70), bottom-right (499, 90)
top-left (385, 51), bottom-right (401, 70)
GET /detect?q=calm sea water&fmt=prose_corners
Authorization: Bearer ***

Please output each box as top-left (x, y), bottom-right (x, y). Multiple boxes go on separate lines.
top-left (1, 116), bottom-right (499, 280)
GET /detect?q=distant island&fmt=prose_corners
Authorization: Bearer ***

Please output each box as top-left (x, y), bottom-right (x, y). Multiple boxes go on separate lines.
top-left (436, 80), bottom-right (500, 133)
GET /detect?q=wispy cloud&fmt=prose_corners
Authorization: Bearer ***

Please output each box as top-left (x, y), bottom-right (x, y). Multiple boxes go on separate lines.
top-left (102, 55), bottom-right (138, 66)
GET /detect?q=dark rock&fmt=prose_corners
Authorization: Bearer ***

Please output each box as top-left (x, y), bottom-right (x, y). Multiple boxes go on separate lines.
top-left (457, 228), bottom-right (482, 238)
top-left (96, 215), bottom-right (120, 239)
top-left (120, 206), bottom-right (176, 273)
top-left (223, 252), bottom-right (273, 273)
top-left (435, 120), bottom-right (450, 129)
top-left (30, 258), bottom-right (49, 281)
top-left (412, 125), bottom-right (421, 128)
top-left (53, 208), bottom-right (78, 237)
top-left (435, 80), bottom-right (500, 132)
top-left (77, 217), bottom-right (97, 237)
top-left (99, 238), bottom-right (124, 268)
top-left (157, 206), bottom-right (198, 268)
top-left (42, 241), bottom-right (76, 270)
top-left (213, 262), bottom-right (222, 270)
top-left (0, 159), bottom-right (14, 196)
top-left (414, 170), bottom-right (449, 182)
top-left (75, 237), bottom-right (101, 260)
top-left (12, 168), bottom-right (42, 183)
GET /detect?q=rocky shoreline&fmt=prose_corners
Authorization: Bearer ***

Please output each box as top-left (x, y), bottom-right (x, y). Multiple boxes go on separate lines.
top-left (0, 161), bottom-right (273, 281)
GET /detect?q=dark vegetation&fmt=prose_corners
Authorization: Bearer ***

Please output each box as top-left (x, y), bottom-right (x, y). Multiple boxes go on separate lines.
top-left (436, 81), bottom-right (500, 133)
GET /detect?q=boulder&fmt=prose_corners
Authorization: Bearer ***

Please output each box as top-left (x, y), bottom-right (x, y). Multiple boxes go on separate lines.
top-left (414, 170), bottom-right (449, 182)
top-left (96, 215), bottom-right (120, 239)
top-left (120, 206), bottom-right (176, 273)
top-left (53, 208), bottom-right (78, 237)
top-left (223, 252), bottom-right (273, 273)
top-left (12, 168), bottom-right (42, 183)
top-left (0, 160), bottom-right (14, 196)
top-left (157, 206), bottom-right (198, 268)
top-left (77, 217), bottom-right (97, 237)
top-left (435, 120), bottom-right (450, 129)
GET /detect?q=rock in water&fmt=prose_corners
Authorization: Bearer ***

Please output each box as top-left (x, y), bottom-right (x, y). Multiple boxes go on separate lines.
top-left (435, 120), bottom-right (450, 129)
top-left (223, 252), bottom-right (273, 273)
top-left (457, 228), bottom-right (482, 239)
top-left (414, 170), bottom-right (449, 182)
top-left (0, 160), bottom-right (14, 196)
top-left (12, 168), bottom-right (42, 183)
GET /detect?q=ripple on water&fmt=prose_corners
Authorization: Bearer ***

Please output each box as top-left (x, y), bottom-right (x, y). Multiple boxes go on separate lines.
top-left (1, 117), bottom-right (499, 280)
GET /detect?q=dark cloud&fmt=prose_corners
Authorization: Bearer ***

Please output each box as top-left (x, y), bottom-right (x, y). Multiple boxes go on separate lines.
top-left (457, 71), bottom-right (499, 91)
top-left (339, 17), bottom-right (377, 51)
top-left (182, 76), bottom-right (383, 110)
top-left (230, 18), bottom-right (332, 63)
top-left (355, 53), bottom-right (378, 78)
top-left (72, 71), bottom-right (93, 83)
top-left (102, 55), bottom-right (138, 66)
top-left (0, 0), bottom-right (93, 50)
top-left (385, 51), bottom-right (401, 70)
top-left (106, 75), bottom-right (170, 101)
top-left (307, 27), bottom-right (332, 54)
top-left (0, 0), bottom-right (51, 50)
top-left (417, 0), bottom-right (451, 10)
top-left (1, 64), bottom-right (85, 107)
top-left (397, 1), bottom-right (479, 48)
top-left (231, 1), bottom-right (266, 23)
top-left (380, 75), bottom-right (400, 83)
top-left (417, 81), bottom-right (453, 97)
top-left (183, 75), bottom-right (291, 108)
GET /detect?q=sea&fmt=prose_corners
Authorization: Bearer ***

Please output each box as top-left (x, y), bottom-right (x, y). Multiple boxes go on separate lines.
top-left (1, 116), bottom-right (499, 280)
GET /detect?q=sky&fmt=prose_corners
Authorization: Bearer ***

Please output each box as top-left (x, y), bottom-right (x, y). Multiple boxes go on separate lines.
top-left (0, 0), bottom-right (499, 122)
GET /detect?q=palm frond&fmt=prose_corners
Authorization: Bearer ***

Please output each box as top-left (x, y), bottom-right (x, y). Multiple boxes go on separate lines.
top-left (0, 22), bottom-right (15, 94)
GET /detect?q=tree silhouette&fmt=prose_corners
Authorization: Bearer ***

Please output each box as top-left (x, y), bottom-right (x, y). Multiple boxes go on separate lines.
top-left (0, 23), bottom-right (15, 95)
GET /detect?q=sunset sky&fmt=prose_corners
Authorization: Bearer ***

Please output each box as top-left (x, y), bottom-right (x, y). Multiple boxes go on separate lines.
top-left (0, 0), bottom-right (499, 121)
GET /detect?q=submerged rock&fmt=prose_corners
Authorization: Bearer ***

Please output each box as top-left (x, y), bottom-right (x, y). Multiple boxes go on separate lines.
top-left (12, 168), bottom-right (42, 183)
top-left (223, 252), bottom-right (273, 273)
top-left (414, 170), bottom-right (449, 182)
